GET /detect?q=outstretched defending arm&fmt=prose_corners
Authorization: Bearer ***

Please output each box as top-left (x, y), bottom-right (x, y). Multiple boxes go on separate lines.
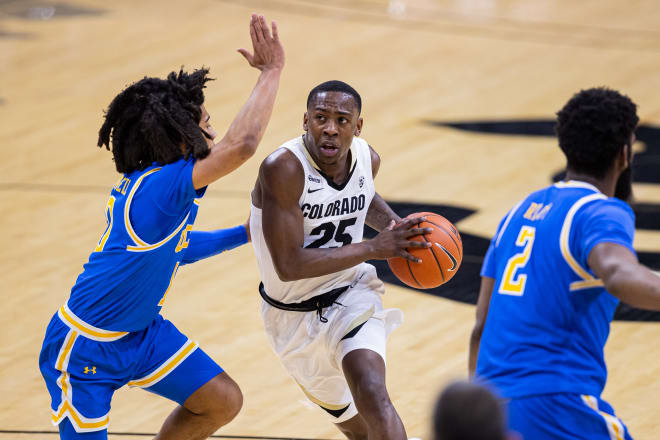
top-left (192, 14), bottom-right (285, 189)
top-left (589, 243), bottom-right (660, 310)
top-left (180, 225), bottom-right (249, 265)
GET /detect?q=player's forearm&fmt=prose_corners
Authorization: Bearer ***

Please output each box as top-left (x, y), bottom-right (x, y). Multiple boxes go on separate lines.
top-left (468, 326), bottom-right (482, 378)
top-left (220, 68), bottom-right (282, 157)
top-left (180, 226), bottom-right (248, 265)
top-left (366, 193), bottom-right (400, 232)
top-left (273, 241), bottom-right (378, 281)
top-left (605, 263), bottom-right (660, 310)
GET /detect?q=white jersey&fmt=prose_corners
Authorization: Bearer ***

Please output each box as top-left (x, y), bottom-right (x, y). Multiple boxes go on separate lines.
top-left (250, 135), bottom-right (376, 303)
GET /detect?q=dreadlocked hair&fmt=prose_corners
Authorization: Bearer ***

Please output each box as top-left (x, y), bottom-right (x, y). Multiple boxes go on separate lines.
top-left (97, 67), bottom-right (214, 173)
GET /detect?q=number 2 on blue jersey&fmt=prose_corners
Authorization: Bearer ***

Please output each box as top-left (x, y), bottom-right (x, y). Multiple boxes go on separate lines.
top-left (498, 225), bottom-right (536, 296)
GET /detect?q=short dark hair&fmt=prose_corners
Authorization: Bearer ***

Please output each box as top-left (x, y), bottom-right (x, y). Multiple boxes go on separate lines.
top-left (433, 381), bottom-right (506, 440)
top-left (306, 80), bottom-right (362, 115)
top-left (555, 87), bottom-right (638, 179)
top-left (97, 67), bottom-right (213, 173)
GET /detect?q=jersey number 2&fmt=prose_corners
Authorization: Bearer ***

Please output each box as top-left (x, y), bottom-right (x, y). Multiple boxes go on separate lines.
top-left (498, 225), bottom-right (536, 296)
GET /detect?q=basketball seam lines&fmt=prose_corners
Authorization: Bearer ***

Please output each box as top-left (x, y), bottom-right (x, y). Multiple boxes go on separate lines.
top-left (405, 258), bottom-right (423, 288)
top-left (426, 219), bottom-right (462, 260)
top-left (422, 234), bottom-right (445, 283)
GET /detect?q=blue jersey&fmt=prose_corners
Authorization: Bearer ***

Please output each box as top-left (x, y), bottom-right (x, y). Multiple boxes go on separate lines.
top-left (476, 180), bottom-right (636, 398)
top-left (67, 158), bottom-right (206, 332)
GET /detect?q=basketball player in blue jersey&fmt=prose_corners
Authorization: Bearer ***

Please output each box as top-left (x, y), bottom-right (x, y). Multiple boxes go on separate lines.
top-left (469, 88), bottom-right (660, 439)
top-left (38, 14), bottom-right (284, 440)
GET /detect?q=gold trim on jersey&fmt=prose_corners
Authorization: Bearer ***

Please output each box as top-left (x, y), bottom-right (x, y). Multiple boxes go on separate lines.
top-left (581, 395), bottom-right (625, 440)
top-left (58, 304), bottom-right (128, 341)
top-left (296, 382), bottom-right (349, 411)
top-left (123, 167), bottom-right (191, 252)
top-left (342, 306), bottom-right (374, 339)
top-left (158, 262), bottom-right (180, 306)
top-left (127, 339), bottom-right (198, 388)
top-left (50, 330), bottom-right (111, 432)
top-left (559, 192), bottom-right (607, 291)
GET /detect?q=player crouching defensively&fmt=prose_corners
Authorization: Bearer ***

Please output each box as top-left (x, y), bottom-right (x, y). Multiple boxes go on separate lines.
top-left (250, 80), bottom-right (432, 440)
top-left (39, 14), bottom-right (284, 440)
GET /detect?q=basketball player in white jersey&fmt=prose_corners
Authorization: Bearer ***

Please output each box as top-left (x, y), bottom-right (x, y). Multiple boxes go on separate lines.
top-left (250, 80), bottom-right (431, 440)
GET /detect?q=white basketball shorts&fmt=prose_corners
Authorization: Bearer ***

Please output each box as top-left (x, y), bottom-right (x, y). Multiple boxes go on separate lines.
top-left (260, 264), bottom-right (404, 423)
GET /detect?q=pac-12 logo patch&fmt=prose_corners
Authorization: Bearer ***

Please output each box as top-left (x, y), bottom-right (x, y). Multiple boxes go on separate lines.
top-left (359, 176), bottom-right (365, 188)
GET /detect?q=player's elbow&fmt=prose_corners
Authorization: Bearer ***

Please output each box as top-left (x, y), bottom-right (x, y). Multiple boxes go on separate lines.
top-left (272, 259), bottom-right (301, 282)
top-left (235, 134), bottom-right (260, 159)
top-left (470, 321), bottom-right (485, 344)
top-left (601, 262), bottom-right (648, 308)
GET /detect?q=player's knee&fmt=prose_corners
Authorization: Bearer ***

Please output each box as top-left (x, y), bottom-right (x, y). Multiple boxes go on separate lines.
top-left (190, 374), bottom-right (243, 426)
top-left (352, 376), bottom-right (392, 414)
top-left (211, 377), bottom-right (243, 425)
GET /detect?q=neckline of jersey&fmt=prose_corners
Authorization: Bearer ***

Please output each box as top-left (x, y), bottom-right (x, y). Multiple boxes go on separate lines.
top-left (300, 135), bottom-right (358, 191)
top-left (553, 180), bottom-right (601, 194)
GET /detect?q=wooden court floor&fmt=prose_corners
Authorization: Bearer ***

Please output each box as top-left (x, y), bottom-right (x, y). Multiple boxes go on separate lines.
top-left (2, 0), bottom-right (660, 438)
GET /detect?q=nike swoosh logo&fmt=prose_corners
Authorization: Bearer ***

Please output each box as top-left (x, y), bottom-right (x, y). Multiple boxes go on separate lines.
top-left (307, 188), bottom-right (322, 193)
top-left (434, 242), bottom-right (458, 271)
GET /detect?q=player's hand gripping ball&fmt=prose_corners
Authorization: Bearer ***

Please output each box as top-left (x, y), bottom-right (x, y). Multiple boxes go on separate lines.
top-left (387, 212), bottom-right (463, 289)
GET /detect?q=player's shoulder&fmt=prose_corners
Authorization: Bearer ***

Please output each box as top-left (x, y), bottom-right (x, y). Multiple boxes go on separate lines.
top-left (136, 156), bottom-right (192, 177)
top-left (579, 195), bottom-right (634, 222)
top-left (260, 146), bottom-right (304, 183)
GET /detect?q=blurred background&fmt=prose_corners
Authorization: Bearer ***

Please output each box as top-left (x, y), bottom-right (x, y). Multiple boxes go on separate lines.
top-left (1, 0), bottom-right (659, 438)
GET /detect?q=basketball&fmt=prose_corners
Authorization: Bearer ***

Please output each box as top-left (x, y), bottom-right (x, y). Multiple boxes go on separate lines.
top-left (387, 212), bottom-right (463, 289)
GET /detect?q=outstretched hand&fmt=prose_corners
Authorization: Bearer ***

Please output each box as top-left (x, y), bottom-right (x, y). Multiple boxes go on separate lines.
top-left (237, 14), bottom-right (285, 72)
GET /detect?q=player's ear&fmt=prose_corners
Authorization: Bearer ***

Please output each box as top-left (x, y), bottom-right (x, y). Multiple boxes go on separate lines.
top-left (621, 143), bottom-right (631, 170)
top-left (355, 117), bottom-right (363, 136)
top-left (303, 112), bottom-right (309, 131)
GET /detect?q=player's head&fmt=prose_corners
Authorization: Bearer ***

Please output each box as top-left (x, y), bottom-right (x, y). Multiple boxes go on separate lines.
top-left (97, 67), bottom-right (215, 173)
top-left (306, 80), bottom-right (362, 115)
top-left (555, 87), bottom-right (638, 200)
top-left (433, 381), bottom-right (514, 440)
top-left (303, 80), bottom-right (363, 169)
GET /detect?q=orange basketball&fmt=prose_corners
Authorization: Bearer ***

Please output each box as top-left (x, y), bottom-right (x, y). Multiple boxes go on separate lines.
top-left (387, 212), bottom-right (463, 289)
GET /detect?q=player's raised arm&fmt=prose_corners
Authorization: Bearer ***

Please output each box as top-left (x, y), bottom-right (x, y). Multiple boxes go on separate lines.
top-left (589, 242), bottom-right (660, 310)
top-left (258, 150), bottom-right (431, 281)
top-left (192, 14), bottom-right (285, 189)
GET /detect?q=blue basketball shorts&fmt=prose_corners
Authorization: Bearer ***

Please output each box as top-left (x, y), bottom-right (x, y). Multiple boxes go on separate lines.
top-left (39, 306), bottom-right (223, 437)
top-left (507, 393), bottom-right (633, 440)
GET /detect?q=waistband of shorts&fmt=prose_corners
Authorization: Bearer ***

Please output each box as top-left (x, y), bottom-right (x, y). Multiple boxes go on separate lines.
top-left (57, 303), bottom-right (129, 342)
top-left (259, 282), bottom-right (349, 322)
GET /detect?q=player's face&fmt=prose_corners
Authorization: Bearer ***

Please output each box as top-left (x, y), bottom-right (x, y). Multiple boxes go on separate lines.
top-left (303, 92), bottom-right (363, 168)
top-left (198, 105), bottom-right (216, 148)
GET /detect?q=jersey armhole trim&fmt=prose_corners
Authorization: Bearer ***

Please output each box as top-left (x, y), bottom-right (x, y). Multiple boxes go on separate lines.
top-left (495, 200), bottom-right (523, 247)
top-left (559, 193), bottom-right (607, 291)
top-left (123, 167), bottom-right (191, 252)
